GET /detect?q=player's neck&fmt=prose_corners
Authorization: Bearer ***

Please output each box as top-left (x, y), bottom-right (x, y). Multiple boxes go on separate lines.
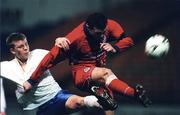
top-left (16, 57), bottom-right (27, 69)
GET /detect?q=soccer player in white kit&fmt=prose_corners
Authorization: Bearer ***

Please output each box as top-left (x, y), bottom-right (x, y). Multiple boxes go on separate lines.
top-left (0, 33), bottom-right (104, 115)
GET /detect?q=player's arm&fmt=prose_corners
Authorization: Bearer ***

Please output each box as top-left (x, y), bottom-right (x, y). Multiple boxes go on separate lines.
top-left (55, 23), bottom-right (83, 50)
top-left (108, 20), bottom-right (134, 53)
top-left (24, 46), bottom-right (66, 91)
top-left (24, 24), bottom-right (82, 91)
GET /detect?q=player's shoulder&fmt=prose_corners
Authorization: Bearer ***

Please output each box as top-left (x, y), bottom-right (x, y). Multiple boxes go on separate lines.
top-left (107, 19), bottom-right (121, 26)
top-left (0, 61), bottom-right (9, 65)
top-left (0, 60), bottom-right (12, 67)
top-left (31, 49), bottom-right (49, 54)
top-left (107, 19), bottom-right (123, 31)
top-left (73, 22), bottom-right (84, 33)
top-left (0, 58), bottom-right (16, 64)
top-left (30, 49), bottom-right (49, 59)
top-left (108, 19), bottom-right (118, 23)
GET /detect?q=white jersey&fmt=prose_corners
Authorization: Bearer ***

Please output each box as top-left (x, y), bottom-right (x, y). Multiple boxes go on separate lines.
top-left (0, 49), bottom-right (61, 110)
top-left (0, 78), bottom-right (6, 112)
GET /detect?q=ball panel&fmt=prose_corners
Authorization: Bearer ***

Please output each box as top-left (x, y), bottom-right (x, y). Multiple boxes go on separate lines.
top-left (145, 34), bottom-right (170, 58)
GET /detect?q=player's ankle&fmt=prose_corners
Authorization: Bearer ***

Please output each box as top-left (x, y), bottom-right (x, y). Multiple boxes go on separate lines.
top-left (84, 95), bottom-right (102, 108)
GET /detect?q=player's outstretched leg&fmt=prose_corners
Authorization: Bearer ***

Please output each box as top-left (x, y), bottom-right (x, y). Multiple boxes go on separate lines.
top-left (91, 86), bottom-right (118, 110)
top-left (134, 84), bottom-right (152, 107)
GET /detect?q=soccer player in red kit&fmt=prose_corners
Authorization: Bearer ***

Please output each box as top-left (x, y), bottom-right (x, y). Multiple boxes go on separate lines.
top-left (23, 13), bottom-right (151, 111)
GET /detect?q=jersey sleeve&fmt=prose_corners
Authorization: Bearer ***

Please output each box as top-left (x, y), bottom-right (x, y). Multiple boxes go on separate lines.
top-left (30, 46), bottom-right (66, 81)
top-left (108, 19), bottom-right (124, 38)
top-left (108, 19), bottom-right (134, 52)
top-left (30, 23), bottom-right (85, 82)
top-left (65, 22), bottom-right (84, 44)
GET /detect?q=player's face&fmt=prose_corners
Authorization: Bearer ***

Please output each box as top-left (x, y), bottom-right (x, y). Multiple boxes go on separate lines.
top-left (88, 27), bottom-right (106, 38)
top-left (10, 39), bottom-right (30, 62)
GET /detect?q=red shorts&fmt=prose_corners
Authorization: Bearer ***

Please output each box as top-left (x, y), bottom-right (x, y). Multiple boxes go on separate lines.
top-left (71, 64), bottom-right (96, 91)
top-left (71, 64), bottom-right (114, 97)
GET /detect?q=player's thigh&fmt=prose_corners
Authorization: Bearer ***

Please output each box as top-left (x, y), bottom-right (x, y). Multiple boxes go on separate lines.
top-left (37, 90), bottom-right (73, 115)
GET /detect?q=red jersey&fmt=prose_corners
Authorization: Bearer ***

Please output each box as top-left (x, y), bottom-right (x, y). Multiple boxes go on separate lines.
top-left (30, 19), bottom-right (134, 81)
top-left (66, 19), bottom-right (134, 66)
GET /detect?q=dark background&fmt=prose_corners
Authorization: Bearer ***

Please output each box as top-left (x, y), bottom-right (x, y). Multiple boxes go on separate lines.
top-left (1, 0), bottom-right (180, 115)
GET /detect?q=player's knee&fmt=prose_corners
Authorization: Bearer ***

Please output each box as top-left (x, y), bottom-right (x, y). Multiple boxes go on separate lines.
top-left (101, 68), bottom-right (113, 78)
top-left (100, 68), bottom-right (118, 86)
top-left (93, 68), bottom-right (114, 84)
top-left (65, 95), bottom-right (83, 110)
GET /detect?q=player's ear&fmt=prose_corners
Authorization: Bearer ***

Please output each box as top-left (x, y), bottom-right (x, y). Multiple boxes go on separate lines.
top-left (10, 48), bottom-right (16, 54)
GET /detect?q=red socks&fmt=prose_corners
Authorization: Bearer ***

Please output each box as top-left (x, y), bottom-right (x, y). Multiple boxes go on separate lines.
top-left (108, 79), bottom-right (135, 96)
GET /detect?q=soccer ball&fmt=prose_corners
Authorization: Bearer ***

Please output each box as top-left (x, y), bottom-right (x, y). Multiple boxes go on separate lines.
top-left (145, 34), bottom-right (170, 58)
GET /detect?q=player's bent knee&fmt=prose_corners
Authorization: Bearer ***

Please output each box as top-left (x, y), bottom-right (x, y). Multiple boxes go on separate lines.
top-left (101, 68), bottom-right (113, 78)
top-left (65, 95), bottom-right (84, 110)
top-left (100, 68), bottom-right (110, 75)
top-left (92, 67), bottom-right (114, 84)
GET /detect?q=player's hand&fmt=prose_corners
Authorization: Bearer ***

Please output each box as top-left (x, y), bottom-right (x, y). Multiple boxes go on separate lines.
top-left (23, 81), bottom-right (32, 92)
top-left (100, 43), bottom-right (116, 53)
top-left (55, 37), bottom-right (70, 51)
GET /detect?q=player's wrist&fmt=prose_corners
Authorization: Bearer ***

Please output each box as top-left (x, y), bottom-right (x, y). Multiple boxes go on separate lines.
top-left (27, 78), bottom-right (37, 86)
top-left (112, 45), bottom-right (120, 53)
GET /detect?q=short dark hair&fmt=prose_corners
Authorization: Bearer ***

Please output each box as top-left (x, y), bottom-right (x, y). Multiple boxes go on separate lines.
top-left (86, 13), bottom-right (107, 30)
top-left (6, 32), bottom-right (27, 49)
